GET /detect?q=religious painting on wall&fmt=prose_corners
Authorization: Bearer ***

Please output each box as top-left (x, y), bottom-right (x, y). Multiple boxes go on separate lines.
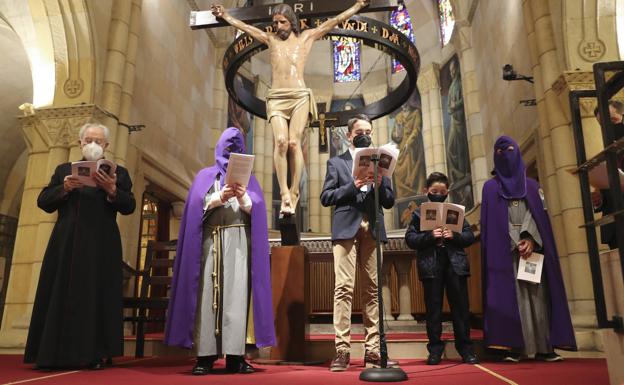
top-left (387, 87), bottom-right (427, 199)
top-left (329, 96), bottom-right (365, 158)
top-left (332, 37), bottom-right (361, 83)
top-left (386, 87), bottom-right (427, 227)
top-left (395, 195), bottom-right (428, 229)
top-left (440, 55), bottom-right (474, 210)
top-left (227, 74), bottom-right (255, 154)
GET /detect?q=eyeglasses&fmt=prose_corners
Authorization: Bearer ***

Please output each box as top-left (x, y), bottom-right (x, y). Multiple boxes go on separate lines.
top-left (82, 137), bottom-right (106, 145)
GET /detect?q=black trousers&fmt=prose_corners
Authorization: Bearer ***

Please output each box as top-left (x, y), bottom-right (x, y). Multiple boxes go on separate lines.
top-left (422, 250), bottom-right (473, 357)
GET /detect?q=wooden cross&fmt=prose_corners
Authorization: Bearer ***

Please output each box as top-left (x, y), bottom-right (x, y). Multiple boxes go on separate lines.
top-left (190, 0), bottom-right (397, 29)
top-left (310, 104), bottom-right (338, 153)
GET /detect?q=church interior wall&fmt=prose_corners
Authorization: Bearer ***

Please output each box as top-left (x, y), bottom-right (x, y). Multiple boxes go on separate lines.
top-left (470, 0), bottom-right (539, 173)
top-left (87, 0), bottom-right (113, 107)
top-left (130, 0), bottom-right (223, 182)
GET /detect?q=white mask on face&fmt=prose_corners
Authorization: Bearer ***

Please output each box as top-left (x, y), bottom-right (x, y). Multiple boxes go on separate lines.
top-left (82, 142), bottom-right (104, 161)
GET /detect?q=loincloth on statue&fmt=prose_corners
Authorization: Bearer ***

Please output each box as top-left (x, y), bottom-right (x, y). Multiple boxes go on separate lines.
top-left (265, 88), bottom-right (318, 124)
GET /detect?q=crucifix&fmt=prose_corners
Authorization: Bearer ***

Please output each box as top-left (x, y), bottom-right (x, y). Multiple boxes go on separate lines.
top-left (197, 0), bottom-right (395, 217)
top-left (190, 0), bottom-right (397, 29)
top-left (309, 103), bottom-right (338, 153)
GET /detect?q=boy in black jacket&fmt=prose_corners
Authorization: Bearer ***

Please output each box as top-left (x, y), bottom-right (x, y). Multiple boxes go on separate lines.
top-left (405, 172), bottom-right (478, 365)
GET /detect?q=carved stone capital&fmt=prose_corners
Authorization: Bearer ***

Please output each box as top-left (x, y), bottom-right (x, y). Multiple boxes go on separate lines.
top-left (417, 64), bottom-right (440, 91)
top-left (18, 104), bottom-right (108, 152)
top-left (551, 71), bottom-right (596, 119)
top-left (552, 71), bottom-right (595, 95)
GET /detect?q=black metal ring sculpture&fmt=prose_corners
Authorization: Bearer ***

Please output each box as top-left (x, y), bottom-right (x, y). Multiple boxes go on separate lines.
top-left (223, 15), bottom-right (420, 126)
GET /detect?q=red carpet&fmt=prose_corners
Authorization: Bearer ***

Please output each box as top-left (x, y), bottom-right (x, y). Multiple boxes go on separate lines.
top-left (0, 355), bottom-right (608, 385)
top-left (130, 330), bottom-right (485, 342)
top-left (306, 329), bottom-right (484, 341)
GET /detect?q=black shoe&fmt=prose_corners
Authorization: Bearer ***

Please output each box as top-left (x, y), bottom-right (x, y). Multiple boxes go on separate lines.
top-left (462, 353), bottom-right (480, 364)
top-left (192, 355), bottom-right (216, 375)
top-left (87, 362), bottom-right (104, 370)
top-left (535, 352), bottom-right (563, 362)
top-left (225, 355), bottom-right (255, 374)
top-left (426, 353), bottom-right (442, 365)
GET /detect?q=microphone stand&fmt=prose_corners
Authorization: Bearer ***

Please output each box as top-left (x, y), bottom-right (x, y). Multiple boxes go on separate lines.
top-left (359, 154), bottom-right (407, 383)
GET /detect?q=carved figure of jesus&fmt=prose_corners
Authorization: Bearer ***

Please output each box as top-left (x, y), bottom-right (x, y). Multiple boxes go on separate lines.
top-left (212, 0), bottom-right (369, 215)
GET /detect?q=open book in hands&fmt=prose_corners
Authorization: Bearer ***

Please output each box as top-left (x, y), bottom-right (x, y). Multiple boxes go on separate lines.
top-left (71, 159), bottom-right (117, 187)
top-left (224, 153), bottom-right (254, 186)
top-left (351, 144), bottom-right (399, 183)
top-left (419, 202), bottom-right (465, 233)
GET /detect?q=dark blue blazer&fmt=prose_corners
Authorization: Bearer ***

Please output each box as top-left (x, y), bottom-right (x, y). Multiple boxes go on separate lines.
top-left (320, 150), bottom-right (395, 242)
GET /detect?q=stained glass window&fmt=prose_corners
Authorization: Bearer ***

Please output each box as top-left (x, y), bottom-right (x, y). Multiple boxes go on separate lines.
top-left (390, 2), bottom-right (415, 73)
top-left (438, 0), bottom-right (455, 46)
top-left (333, 37), bottom-right (361, 83)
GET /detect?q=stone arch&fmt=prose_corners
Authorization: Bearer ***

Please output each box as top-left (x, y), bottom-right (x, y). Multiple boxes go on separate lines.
top-left (0, 0), bottom-right (99, 217)
top-left (0, 0), bottom-right (97, 108)
top-left (0, 16), bottom-right (31, 219)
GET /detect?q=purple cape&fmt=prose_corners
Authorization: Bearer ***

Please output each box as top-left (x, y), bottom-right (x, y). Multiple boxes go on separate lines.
top-left (164, 128), bottom-right (275, 349)
top-left (480, 177), bottom-right (576, 350)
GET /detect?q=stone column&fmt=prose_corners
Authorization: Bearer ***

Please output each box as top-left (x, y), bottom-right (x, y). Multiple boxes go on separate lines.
top-left (101, 0), bottom-right (133, 158)
top-left (418, 66), bottom-right (436, 177)
top-left (308, 120), bottom-right (322, 232)
top-left (114, 0), bottom-right (142, 271)
top-left (427, 66), bottom-right (447, 174)
top-left (394, 257), bottom-right (414, 320)
top-left (115, 0), bottom-right (142, 167)
top-left (252, 107), bottom-right (267, 188)
top-left (450, 20), bottom-right (488, 203)
top-left (381, 257), bottom-right (394, 320)
top-left (522, 0), bottom-right (570, 297)
top-left (523, 0), bottom-right (595, 327)
top-left (0, 105), bottom-right (106, 350)
top-left (252, 90), bottom-right (274, 226)
top-left (319, 149), bottom-right (331, 233)
top-left (377, 116), bottom-right (395, 231)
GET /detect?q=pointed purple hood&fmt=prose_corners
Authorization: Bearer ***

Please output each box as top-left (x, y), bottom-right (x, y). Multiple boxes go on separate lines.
top-left (493, 135), bottom-right (527, 199)
top-left (215, 127), bottom-right (246, 175)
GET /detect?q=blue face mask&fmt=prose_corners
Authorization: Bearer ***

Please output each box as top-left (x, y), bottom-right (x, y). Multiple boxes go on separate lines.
top-left (427, 193), bottom-right (448, 203)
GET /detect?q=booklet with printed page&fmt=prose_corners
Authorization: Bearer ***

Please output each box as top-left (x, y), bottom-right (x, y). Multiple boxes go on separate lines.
top-left (517, 252), bottom-right (544, 283)
top-left (224, 153), bottom-right (255, 186)
top-left (419, 202), bottom-right (466, 233)
top-left (351, 144), bottom-right (399, 182)
top-left (71, 159), bottom-right (117, 187)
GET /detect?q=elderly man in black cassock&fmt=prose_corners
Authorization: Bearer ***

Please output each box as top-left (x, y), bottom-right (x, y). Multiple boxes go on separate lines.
top-left (24, 123), bottom-right (135, 369)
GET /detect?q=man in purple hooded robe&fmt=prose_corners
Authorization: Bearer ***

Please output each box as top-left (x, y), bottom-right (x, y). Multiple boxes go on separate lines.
top-left (481, 136), bottom-right (576, 362)
top-left (164, 127), bottom-right (275, 374)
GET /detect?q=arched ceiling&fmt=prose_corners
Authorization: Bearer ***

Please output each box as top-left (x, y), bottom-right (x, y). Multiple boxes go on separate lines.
top-left (0, 17), bottom-right (32, 208)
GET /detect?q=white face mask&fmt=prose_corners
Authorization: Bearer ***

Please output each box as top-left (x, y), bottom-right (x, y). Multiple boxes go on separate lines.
top-left (82, 142), bottom-right (104, 161)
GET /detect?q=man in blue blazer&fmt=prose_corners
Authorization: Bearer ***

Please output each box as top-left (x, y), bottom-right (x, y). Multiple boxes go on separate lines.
top-left (320, 114), bottom-right (396, 371)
